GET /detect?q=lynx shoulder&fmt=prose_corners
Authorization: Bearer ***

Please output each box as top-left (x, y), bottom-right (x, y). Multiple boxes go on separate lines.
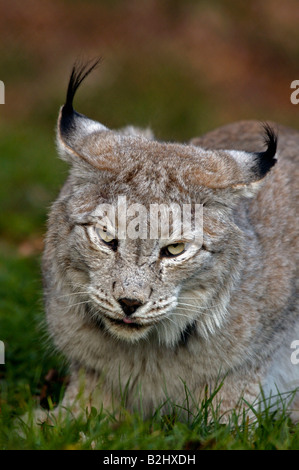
top-left (42, 60), bottom-right (299, 422)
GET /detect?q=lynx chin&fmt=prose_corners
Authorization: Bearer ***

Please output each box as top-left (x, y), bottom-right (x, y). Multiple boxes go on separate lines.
top-left (41, 59), bottom-right (299, 423)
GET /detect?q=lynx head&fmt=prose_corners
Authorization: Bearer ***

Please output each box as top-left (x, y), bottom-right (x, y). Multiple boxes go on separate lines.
top-left (46, 59), bottom-right (277, 349)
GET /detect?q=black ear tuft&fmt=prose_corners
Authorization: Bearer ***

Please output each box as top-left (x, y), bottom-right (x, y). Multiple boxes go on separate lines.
top-left (262, 123), bottom-right (278, 160)
top-left (62, 57), bottom-right (102, 116)
top-left (255, 123), bottom-right (278, 177)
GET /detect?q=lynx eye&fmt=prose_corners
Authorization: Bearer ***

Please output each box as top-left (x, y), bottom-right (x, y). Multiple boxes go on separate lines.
top-left (95, 226), bottom-right (118, 250)
top-left (161, 242), bottom-right (186, 258)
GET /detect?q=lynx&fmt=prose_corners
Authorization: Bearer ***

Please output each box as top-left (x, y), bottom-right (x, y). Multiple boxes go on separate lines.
top-left (42, 59), bottom-right (299, 423)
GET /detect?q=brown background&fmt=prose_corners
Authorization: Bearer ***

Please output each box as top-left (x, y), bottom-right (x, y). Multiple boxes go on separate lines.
top-left (1, 0), bottom-right (299, 139)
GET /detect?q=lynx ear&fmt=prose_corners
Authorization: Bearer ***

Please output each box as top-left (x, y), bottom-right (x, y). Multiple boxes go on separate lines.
top-left (228, 124), bottom-right (277, 187)
top-left (56, 59), bottom-right (118, 171)
top-left (188, 124), bottom-right (277, 192)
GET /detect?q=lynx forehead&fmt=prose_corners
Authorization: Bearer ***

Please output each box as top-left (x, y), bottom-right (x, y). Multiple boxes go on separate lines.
top-left (42, 59), bottom-right (299, 422)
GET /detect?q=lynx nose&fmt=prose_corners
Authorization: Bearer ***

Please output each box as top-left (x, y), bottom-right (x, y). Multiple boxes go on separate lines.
top-left (118, 298), bottom-right (143, 316)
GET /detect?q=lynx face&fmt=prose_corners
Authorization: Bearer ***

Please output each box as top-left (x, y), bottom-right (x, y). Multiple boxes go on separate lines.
top-left (52, 153), bottom-right (240, 346)
top-left (43, 60), bottom-right (277, 351)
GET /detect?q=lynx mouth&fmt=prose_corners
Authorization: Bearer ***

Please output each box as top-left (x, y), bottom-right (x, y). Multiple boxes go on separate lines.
top-left (106, 316), bottom-right (144, 330)
top-left (85, 303), bottom-right (150, 334)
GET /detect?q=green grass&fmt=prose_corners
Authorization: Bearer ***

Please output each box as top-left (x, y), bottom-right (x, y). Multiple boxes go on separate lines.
top-left (1, 360), bottom-right (299, 450)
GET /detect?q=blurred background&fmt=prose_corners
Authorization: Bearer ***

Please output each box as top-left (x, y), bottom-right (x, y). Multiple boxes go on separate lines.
top-left (0, 0), bottom-right (299, 403)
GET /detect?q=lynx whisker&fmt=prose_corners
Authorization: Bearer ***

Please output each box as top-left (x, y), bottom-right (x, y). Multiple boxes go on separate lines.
top-left (164, 315), bottom-right (182, 327)
top-left (56, 291), bottom-right (91, 299)
top-left (174, 308), bottom-right (216, 319)
top-left (66, 299), bottom-right (93, 309)
top-left (176, 301), bottom-right (210, 309)
top-left (177, 300), bottom-right (224, 309)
